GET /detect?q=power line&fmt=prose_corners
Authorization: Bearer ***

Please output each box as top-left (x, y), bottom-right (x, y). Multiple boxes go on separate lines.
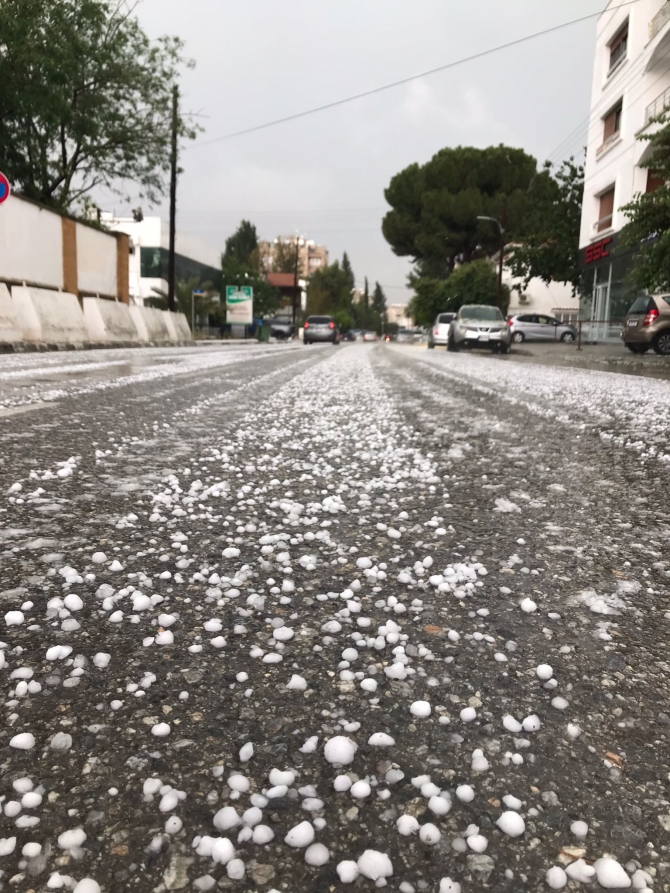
top-left (189, 1), bottom-right (643, 149)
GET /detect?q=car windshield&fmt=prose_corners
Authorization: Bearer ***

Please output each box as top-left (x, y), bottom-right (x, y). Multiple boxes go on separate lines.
top-left (307, 316), bottom-right (332, 324)
top-left (458, 306), bottom-right (503, 322)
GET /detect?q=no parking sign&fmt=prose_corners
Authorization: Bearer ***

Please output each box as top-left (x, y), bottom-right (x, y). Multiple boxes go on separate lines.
top-left (0, 172), bottom-right (10, 205)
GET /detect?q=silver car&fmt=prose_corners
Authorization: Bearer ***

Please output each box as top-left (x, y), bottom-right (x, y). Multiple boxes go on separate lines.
top-left (428, 313), bottom-right (456, 348)
top-left (508, 313), bottom-right (577, 344)
top-left (303, 315), bottom-right (339, 345)
top-left (448, 305), bottom-right (511, 354)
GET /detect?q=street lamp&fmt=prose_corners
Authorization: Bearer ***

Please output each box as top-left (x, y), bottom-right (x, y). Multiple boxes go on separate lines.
top-left (477, 216), bottom-right (505, 311)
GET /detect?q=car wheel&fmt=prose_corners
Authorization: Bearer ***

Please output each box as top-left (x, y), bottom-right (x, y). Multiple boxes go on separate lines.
top-left (512, 332), bottom-right (524, 343)
top-left (447, 335), bottom-right (459, 352)
top-left (560, 331), bottom-right (575, 343)
top-left (653, 330), bottom-right (670, 355)
top-left (626, 343), bottom-right (642, 353)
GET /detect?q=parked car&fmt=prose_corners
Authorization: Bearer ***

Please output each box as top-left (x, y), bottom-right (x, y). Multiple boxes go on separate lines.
top-left (621, 295), bottom-right (670, 355)
top-left (268, 318), bottom-right (294, 340)
top-left (508, 313), bottom-right (577, 344)
top-left (396, 328), bottom-right (415, 343)
top-left (428, 313), bottom-right (456, 349)
top-left (339, 330), bottom-right (356, 342)
top-left (448, 305), bottom-right (511, 353)
top-left (362, 331), bottom-right (378, 342)
top-left (303, 315), bottom-right (339, 345)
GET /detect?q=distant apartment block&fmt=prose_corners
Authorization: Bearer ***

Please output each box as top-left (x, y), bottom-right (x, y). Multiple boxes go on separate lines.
top-left (259, 236), bottom-right (328, 278)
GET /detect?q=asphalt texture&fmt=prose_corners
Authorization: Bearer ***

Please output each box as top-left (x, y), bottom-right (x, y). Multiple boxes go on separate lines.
top-left (0, 343), bottom-right (669, 893)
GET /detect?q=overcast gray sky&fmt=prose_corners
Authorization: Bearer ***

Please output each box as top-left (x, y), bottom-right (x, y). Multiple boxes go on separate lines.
top-left (115, 0), bottom-right (605, 303)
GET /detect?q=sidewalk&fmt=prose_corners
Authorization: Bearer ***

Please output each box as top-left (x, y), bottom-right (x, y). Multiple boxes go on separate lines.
top-left (503, 341), bottom-right (670, 380)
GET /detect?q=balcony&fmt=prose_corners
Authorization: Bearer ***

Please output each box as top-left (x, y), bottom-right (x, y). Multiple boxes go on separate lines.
top-left (650, 2), bottom-right (670, 40)
top-left (645, 85), bottom-right (670, 126)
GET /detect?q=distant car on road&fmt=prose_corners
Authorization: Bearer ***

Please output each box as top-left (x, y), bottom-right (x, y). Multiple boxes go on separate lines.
top-left (428, 313), bottom-right (456, 349)
top-left (621, 294), bottom-right (670, 355)
top-left (448, 305), bottom-right (511, 354)
top-left (268, 318), bottom-right (294, 340)
top-left (362, 331), bottom-right (378, 342)
top-left (396, 328), bottom-right (415, 344)
top-left (303, 315), bottom-right (339, 345)
top-left (508, 313), bottom-right (577, 344)
top-left (339, 330), bottom-right (356, 342)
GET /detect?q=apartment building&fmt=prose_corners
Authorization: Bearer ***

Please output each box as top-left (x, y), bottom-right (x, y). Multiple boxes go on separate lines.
top-left (579, 0), bottom-right (670, 329)
top-left (259, 236), bottom-right (328, 278)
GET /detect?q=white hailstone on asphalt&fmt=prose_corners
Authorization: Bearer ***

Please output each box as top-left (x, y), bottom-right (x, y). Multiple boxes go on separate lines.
top-left (284, 821), bottom-right (314, 848)
top-left (0, 838), bottom-right (16, 856)
top-left (109, 560), bottom-right (123, 572)
top-left (273, 626), bottom-right (294, 642)
top-left (546, 866), bottom-right (568, 889)
top-left (361, 679), bottom-right (377, 692)
top-left (151, 723), bottom-right (170, 737)
top-left (368, 732), bottom-right (395, 747)
top-left (324, 736), bottom-right (358, 765)
top-left (300, 736), bottom-right (319, 754)
top-left (73, 881), bottom-right (101, 893)
top-left (91, 552), bottom-right (107, 564)
top-left (64, 594), bottom-right (83, 612)
top-left (252, 825), bottom-right (274, 844)
top-left (456, 785), bottom-right (475, 803)
top-left (93, 653), bottom-right (110, 669)
top-left (593, 858), bottom-right (631, 889)
top-left (552, 697), bottom-right (569, 710)
top-left (223, 547), bottom-right (240, 558)
top-left (503, 715), bottom-right (523, 733)
top-left (337, 861), bottom-right (360, 883)
top-left (467, 834), bottom-right (488, 853)
top-left (342, 648), bottom-right (359, 662)
top-left (350, 780), bottom-right (371, 799)
top-left (357, 850), bottom-right (393, 880)
top-left (428, 795), bottom-right (451, 816)
top-left (213, 808), bottom-right (240, 831)
top-left (305, 843), bottom-right (330, 866)
top-left (226, 859), bottom-right (245, 880)
top-left (520, 598), bottom-right (537, 613)
top-left (228, 774), bottom-right (250, 793)
top-left (50, 732), bottom-right (73, 752)
top-left (10, 733), bottom-right (35, 750)
top-left (21, 793), bottom-right (42, 808)
top-left (566, 860), bottom-right (597, 883)
top-left (536, 664), bottom-right (553, 680)
top-left (239, 742), bottom-right (254, 763)
top-left (334, 775), bottom-right (352, 792)
top-left (502, 795), bottom-right (522, 811)
top-left (58, 829), bottom-right (86, 850)
top-left (165, 816), bottom-right (183, 835)
top-left (440, 879), bottom-right (462, 893)
top-left (570, 820), bottom-right (589, 838)
top-left (419, 824), bottom-right (441, 845)
top-left (471, 749), bottom-right (490, 772)
top-left (522, 714), bottom-right (541, 732)
top-left (567, 723), bottom-right (582, 739)
top-left (410, 700), bottom-right (431, 718)
top-left (269, 768), bottom-right (295, 786)
top-left (287, 675), bottom-right (307, 691)
top-left (460, 707), bottom-right (477, 723)
top-left (0, 651), bottom-right (5, 671)
top-left (496, 812), bottom-right (525, 837)
top-left (5, 611), bottom-right (24, 627)
top-left (397, 815), bottom-right (420, 836)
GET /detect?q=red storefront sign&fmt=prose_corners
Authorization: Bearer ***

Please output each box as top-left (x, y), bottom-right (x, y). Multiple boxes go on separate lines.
top-left (585, 237), bottom-right (612, 264)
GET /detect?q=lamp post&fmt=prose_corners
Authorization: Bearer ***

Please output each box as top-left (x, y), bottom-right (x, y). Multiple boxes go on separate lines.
top-left (477, 215), bottom-right (505, 310)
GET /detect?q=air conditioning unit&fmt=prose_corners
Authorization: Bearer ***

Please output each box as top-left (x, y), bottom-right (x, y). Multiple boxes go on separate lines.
top-left (519, 294), bottom-right (529, 304)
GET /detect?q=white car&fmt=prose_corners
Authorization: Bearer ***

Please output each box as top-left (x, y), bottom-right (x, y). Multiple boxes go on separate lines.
top-left (362, 331), bottom-right (378, 342)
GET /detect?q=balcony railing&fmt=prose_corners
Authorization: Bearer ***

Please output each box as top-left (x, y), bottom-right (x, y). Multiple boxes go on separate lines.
top-left (650, 1), bottom-right (670, 40)
top-left (645, 85), bottom-right (670, 125)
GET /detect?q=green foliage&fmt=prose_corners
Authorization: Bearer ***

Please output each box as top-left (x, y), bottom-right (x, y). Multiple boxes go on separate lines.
top-left (224, 221), bottom-right (259, 266)
top-left (372, 282), bottom-right (387, 315)
top-left (407, 260), bottom-right (509, 327)
top-left (272, 238), bottom-right (301, 275)
top-left (621, 115), bottom-right (670, 292)
top-left (382, 145), bottom-right (538, 277)
top-left (147, 276), bottom-right (218, 327)
top-left (306, 261), bottom-right (352, 317)
top-left (0, 0), bottom-right (196, 211)
top-left (341, 252), bottom-right (355, 292)
top-left (332, 309), bottom-right (354, 332)
top-left (506, 159), bottom-right (584, 291)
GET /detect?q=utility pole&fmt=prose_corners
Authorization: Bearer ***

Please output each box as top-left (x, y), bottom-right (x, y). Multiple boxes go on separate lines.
top-left (477, 215), bottom-right (505, 311)
top-left (292, 234), bottom-right (301, 335)
top-left (167, 86), bottom-right (179, 313)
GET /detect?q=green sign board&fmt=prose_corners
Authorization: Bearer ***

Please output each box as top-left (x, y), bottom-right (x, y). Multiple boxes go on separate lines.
top-left (226, 285), bottom-right (253, 325)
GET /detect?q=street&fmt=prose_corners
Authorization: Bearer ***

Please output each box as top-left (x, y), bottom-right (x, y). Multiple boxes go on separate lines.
top-left (1, 342), bottom-right (669, 893)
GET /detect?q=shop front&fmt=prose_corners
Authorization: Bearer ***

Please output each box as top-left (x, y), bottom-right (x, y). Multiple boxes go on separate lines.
top-left (578, 234), bottom-right (640, 340)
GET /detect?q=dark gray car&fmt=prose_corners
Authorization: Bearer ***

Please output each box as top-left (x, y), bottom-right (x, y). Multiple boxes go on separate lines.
top-left (303, 315), bottom-right (339, 345)
top-left (508, 313), bottom-right (577, 344)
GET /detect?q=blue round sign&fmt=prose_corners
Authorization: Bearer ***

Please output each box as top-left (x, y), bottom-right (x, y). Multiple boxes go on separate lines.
top-left (0, 172), bottom-right (10, 204)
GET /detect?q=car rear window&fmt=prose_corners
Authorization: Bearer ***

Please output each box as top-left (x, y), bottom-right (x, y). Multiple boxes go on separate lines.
top-left (627, 297), bottom-right (655, 315)
top-left (437, 314), bottom-right (453, 323)
top-left (307, 316), bottom-right (332, 324)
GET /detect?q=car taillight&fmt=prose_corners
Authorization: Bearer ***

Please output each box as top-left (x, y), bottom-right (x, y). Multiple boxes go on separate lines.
top-left (507, 319), bottom-right (513, 326)
top-left (643, 309), bottom-right (659, 327)
top-left (434, 328), bottom-right (439, 335)
top-left (329, 321), bottom-right (335, 329)
top-left (304, 321), bottom-right (309, 328)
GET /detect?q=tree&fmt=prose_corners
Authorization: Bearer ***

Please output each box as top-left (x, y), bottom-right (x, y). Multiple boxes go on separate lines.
top-left (341, 252), bottom-right (355, 292)
top-left (147, 276), bottom-right (218, 328)
top-left (506, 158), bottom-right (584, 291)
top-left (621, 115), bottom-right (670, 292)
top-left (382, 145), bottom-right (538, 278)
top-left (272, 238), bottom-right (302, 275)
top-left (0, 0), bottom-right (196, 211)
top-left (372, 282), bottom-right (387, 316)
top-left (407, 260), bottom-right (510, 327)
top-left (224, 220), bottom-right (259, 266)
top-left (306, 261), bottom-right (353, 317)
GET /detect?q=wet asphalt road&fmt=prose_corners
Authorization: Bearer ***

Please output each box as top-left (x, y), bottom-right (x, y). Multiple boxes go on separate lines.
top-left (0, 343), bottom-right (669, 893)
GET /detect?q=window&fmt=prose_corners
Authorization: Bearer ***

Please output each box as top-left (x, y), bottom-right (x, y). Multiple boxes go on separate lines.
top-left (601, 101), bottom-right (622, 148)
top-left (609, 23), bottom-right (628, 72)
top-left (646, 169), bottom-right (665, 192)
top-left (597, 187), bottom-right (615, 232)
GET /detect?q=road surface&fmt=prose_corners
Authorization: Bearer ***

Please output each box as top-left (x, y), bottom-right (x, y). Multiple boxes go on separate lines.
top-left (1, 343), bottom-right (669, 893)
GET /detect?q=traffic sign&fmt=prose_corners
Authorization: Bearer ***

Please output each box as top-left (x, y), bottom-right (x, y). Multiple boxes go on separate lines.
top-left (226, 285), bottom-right (253, 325)
top-left (0, 172), bottom-right (10, 205)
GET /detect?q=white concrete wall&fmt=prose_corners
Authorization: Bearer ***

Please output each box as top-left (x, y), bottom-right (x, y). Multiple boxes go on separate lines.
top-left (580, 0), bottom-right (670, 247)
top-left (83, 298), bottom-right (139, 344)
top-left (129, 306), bottom-right (171, 343)
top-left (0, 284), bottom-right (22, 343)
top-left (505, 275), bottom-right (578, 317)
top-left (12, 286), bottom-right (87, 343)
top-left (0, 195), bottom-right (63, 288)
top-left (76, 223), bottom-right (117, 296)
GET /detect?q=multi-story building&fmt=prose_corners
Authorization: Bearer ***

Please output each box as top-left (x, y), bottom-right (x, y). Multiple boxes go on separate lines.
top-left (259, 236), bottom-right (328, 278)
top-left (102, 214), bottom-right (221, 305)
top-left (386, 303), bottom-right (413, 329)
top-left (579, 0), bottom-right (670, 331)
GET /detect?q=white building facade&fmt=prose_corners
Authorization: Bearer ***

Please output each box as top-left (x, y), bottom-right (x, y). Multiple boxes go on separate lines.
top-left (102, 215), bottom-right (221, 305)
top-left (579, 0), bottom-right (670, 329)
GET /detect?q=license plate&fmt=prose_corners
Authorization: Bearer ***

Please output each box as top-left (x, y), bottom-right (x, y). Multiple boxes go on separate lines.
top-left (466, 330), bottom-right (479, 338)
top-left (628, 320), bottom-right (639, 327)
top-left (478, 333), bottom-right (490, 341)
